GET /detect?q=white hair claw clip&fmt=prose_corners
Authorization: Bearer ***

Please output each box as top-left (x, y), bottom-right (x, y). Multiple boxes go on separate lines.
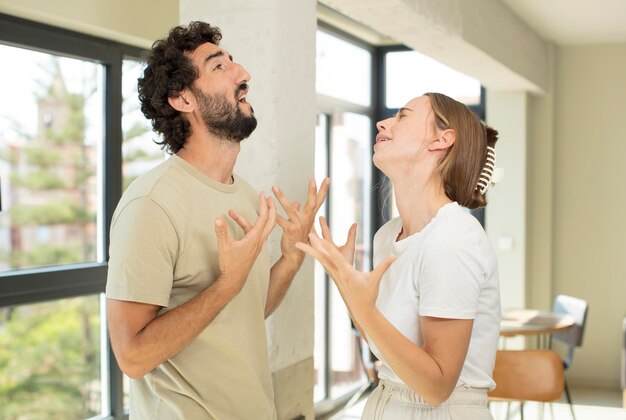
top-left (476, 147), bottom-right (505, 194)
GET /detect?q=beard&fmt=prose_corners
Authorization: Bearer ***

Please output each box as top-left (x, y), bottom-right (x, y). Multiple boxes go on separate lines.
top-left (192, 85), bottom-right (257, 142)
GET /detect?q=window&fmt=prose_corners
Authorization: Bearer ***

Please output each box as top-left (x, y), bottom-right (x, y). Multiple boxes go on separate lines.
top-left (0, 44), bottom-right (104, 272)
top-left (0, 13), bottom-right (145, 419)
top-left (314, 27), bottom-right (373, 407)
top-left (121, 59), bottom-right (166, 192)
top-left (316, 31), bottom-right (372, 107)
top-left (385, 50), bottom-right (481, 109)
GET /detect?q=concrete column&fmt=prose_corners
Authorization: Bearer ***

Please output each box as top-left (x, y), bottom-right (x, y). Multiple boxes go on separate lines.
top-left (485, 91), bottom-right (528, 312)
top-left (180, 1), bottom-right (317, 418)
top-left (526, 43), bottom-right (556, 311)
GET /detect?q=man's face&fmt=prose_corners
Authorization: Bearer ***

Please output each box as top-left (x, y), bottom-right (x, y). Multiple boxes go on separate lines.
top-left (191, 85), bottom-right (257, 142)
top-left (188, 42), bottom-right (257, 141)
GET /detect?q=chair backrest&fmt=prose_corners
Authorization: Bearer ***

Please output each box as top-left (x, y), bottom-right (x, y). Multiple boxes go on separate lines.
top-left (489, 350), bottom-right (564, 402)
top-left (552, 294), bottom-right (589, 367)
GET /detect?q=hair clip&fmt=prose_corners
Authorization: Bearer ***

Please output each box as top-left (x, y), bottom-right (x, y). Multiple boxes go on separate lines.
top-left (476, 146), bottom-right (505, 194)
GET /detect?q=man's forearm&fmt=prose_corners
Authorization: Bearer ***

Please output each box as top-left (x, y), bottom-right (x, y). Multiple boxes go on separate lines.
top-left (265, 255), bottom-right (303, 317)
top-left (110, 277), bottom-right (239, 379)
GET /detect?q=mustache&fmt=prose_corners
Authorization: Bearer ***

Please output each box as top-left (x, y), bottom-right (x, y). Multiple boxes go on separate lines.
top-left (236, 83), bottom-right (249, 96)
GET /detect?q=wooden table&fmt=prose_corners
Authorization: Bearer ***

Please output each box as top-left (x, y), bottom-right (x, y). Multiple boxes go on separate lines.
top-left (499, 308), bottom-right (576, 348)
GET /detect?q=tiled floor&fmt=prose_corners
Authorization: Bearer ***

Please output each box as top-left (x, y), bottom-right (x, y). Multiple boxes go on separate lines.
top-left (331, 385), bottom-right (626, 420)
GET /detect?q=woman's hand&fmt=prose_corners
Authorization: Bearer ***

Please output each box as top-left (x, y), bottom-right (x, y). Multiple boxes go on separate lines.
top-left (296, 224), bottom-right (395, 321)
top-left (318, 216), bottom-right (357, 265)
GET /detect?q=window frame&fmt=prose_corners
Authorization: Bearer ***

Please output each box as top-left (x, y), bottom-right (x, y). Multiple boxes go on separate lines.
top-left (0, 12), bottom-right (145, 420)
top-left (314, 22), bottom-right (378, 416)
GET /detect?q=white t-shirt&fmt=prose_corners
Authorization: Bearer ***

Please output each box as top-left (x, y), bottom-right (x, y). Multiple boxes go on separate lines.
top-left (369, 202), bottom-right (500, 390)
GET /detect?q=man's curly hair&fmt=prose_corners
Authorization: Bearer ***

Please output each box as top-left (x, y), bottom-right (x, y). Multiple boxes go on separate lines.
top-left (138, 22), bottom-right (222, 153)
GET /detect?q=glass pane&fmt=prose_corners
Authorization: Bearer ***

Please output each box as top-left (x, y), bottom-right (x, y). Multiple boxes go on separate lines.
top-left (0, 44), bottom-right (103, 271)
top-left (314, 114), bottom-right (329, 403)
top-left (329, 112), bottom-right (371, 398)
top-left (385, 50), bottom-right (481, 108)
top-left (122, 58), bottom-right (166, 191)
top-left (316, 31), bottom-right (372, 106)
top-left (0, 295), bottom-right (102, 419)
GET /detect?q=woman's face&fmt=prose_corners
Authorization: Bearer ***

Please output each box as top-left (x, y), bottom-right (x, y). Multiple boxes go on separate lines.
top-left (373, 96), bottom-right (438, 175)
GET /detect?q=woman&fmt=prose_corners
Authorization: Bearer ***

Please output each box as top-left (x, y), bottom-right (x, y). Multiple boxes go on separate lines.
top-left (297, 93), bottom-right (501, 419)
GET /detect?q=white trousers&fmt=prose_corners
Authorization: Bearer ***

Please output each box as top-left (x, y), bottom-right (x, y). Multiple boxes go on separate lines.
top-left (362, 379), bottom-right (493, 420)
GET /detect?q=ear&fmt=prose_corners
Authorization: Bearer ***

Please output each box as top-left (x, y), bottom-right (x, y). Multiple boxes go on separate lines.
top-left (428, 129), bottom-right (456, 151)
top-left (167, 89), bottom-right (194, 113)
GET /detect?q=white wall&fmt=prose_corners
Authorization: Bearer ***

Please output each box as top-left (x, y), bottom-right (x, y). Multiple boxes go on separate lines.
top-left (485, 91), bottom-right (528, 312)
top-left (550, 43), bottom-right (626, 388)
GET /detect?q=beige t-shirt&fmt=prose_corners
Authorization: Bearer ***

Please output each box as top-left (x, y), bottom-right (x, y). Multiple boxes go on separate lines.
top-left (106, 154), bottom-right (275, 420)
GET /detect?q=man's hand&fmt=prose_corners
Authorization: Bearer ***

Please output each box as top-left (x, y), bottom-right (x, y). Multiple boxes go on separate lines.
top-left (215, 192), bottom-right (276, 297)
top-left (272, 178), bottom-right (330, 265)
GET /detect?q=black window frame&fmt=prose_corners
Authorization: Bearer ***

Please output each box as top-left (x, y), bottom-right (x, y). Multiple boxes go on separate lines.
top-left (0, 12), bottom-right (146, 420)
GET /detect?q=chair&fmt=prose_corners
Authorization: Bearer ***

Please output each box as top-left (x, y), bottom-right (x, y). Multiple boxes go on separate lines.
top-left (489, 350), bottom-right (565, 419)
top-left (550, 295), bottom-right (589, 419)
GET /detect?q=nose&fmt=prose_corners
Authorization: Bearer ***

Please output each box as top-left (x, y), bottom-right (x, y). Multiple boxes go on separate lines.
top-left (235, 63), bottom-right (251, 85)
top-left (376, 117), bottom-right (391, 132)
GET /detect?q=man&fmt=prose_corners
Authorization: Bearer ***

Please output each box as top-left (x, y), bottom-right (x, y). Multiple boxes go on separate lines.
top-left (105, 21), bottom-right (328, 419)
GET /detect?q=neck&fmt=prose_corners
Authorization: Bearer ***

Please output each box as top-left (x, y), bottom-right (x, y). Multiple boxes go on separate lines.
top-left (176, 127), bottom-right (241, 184)
top-left (390, 172), bottom-right (452, 239)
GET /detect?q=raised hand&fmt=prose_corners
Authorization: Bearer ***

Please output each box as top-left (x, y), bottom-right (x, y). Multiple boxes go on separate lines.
top-left (272, 178), bottom-right (330, 265)
top-left (296, 227), bottom-right (395, 321)
top-left (319, 216), bottom-right (357, 265)
top-left (214, 192), bottom-right (276, 296)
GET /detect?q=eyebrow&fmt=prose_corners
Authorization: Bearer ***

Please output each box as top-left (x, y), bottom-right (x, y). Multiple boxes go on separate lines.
top-left (204, 51), bottom-right (234, 64)
top-left (396, 107), bottom-right (413, 116)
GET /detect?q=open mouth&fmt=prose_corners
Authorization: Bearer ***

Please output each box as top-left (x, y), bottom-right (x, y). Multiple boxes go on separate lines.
top-left (375, 134), bottom-right (391, 144)
top-left (237, 88), bottom-right (249, 104)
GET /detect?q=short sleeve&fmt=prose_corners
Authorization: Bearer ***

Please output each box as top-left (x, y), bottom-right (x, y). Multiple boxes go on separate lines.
top-left (417, 231), bottom-right (485, 320)
top-left (105, 196), bottom-right (178, 307)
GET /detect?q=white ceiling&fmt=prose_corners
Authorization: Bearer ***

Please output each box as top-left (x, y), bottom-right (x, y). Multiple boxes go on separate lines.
top-left (502, 0), bottom-right (626, 45)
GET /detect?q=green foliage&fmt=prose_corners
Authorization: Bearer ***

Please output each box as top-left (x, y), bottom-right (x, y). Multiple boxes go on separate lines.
top-left (0, 147), bottom-right (18, 165)
top-left (24, 147), bottom-right (62, 167)
top-left (124, 148), bottom-right (163, 163)
top-left (9, 243), bottom-right (84, 267)
top-left (123, 120), bottom-right (150, 142)
top-left (45, 93), bottom-right (85, 145)
top-left (10, 170), bottom-right (66, 190)
top-left (9, 199), bottom-right (93, 226)
top-left (0, 297), bottom-right (100, 419)
top-left (123, 174), bottom-right (138, 191)
top-left (72, 167), bottom-right (95, 188)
